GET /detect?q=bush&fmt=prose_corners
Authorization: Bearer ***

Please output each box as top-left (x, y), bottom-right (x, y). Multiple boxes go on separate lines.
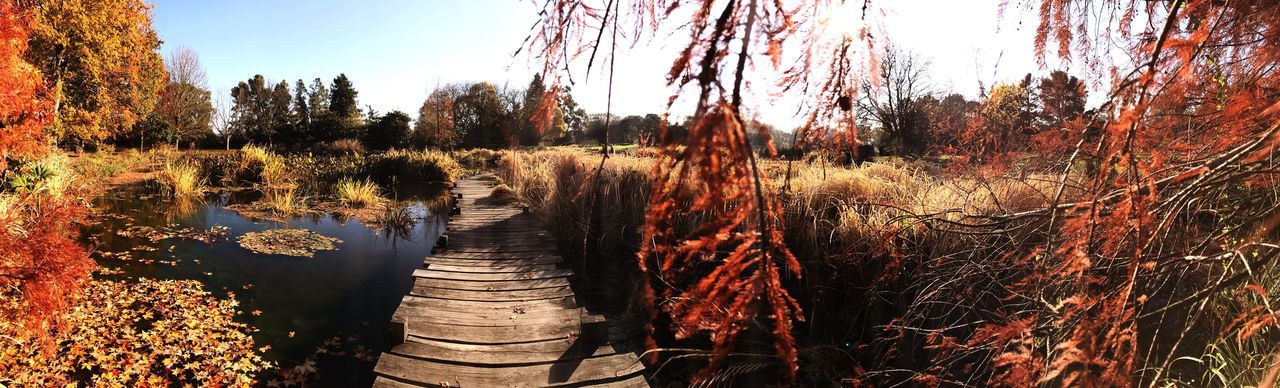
top-left (367, 149), bottom-right (463, 183)
top-left (329, 139), bottom-right (365, 155)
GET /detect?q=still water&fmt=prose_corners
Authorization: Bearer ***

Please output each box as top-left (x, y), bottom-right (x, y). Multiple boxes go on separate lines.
top-left (84, 184), bottom-right (449, 386)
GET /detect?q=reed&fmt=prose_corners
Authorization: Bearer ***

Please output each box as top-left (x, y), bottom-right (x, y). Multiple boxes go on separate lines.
top-left (157, 161), bottom-right (205, 198)
top-left (334, 178), bottom-right (380, 208)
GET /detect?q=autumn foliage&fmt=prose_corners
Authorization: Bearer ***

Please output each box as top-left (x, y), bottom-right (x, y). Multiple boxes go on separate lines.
top-left (525, 0), bottom-right (1280, 385)
top-left (0, 0), bottom-right (92, 338)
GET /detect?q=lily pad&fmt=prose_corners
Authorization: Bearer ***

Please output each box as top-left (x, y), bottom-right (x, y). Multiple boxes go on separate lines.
top-left (237, 229), bottom-right (342, 258)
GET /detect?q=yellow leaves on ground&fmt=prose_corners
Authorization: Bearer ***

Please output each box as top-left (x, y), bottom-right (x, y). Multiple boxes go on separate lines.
top-left (0, 278), bottom-right (269, 386)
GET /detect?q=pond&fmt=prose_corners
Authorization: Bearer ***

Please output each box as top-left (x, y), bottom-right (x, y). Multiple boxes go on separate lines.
top-left (83, 183), bottom-right (449, 386)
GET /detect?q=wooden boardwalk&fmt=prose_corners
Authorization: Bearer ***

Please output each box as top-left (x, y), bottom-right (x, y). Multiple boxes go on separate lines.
top-left (373, 177), bottom-right (648, 387)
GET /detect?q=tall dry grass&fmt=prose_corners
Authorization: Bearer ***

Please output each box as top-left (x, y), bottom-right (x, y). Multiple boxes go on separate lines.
top-left (369, 149), bottom-right (464, 183)
top-left (156, 162), bottom-right (205, 198)
top-left (334, 178), bottom-right (380, 208)
top-left (495, 148), bottom-right (1089, 382)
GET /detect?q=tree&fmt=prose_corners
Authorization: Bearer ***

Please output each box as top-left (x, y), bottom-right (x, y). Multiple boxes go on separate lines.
top-left (153, 47), bottom-right (213, 149)
top-left (327, 74), bottom-right (362, 141)
top-left (857, 46), bottom-right (933, 156)
top-left (0, 1), bottom-right (92, 339)
top-left (557, 87), bottom-right (587, 140)
top-left (229, 75), bottom-right (285, 145)
top-left (1036, 70), bottom-right (1086, 129)
top-left (414, 86), bottom-right (459, 149)
top-left (0, 3), bottom-right (51, 163)
top-left (211, 89), bottom-right (232, 150)
top-left (918, 93), bottom-right (976, 152)
top-left (25, 0), bottom-right (166, 148)
top-left (266, 81), bottom-right (292, 145)
top-left (454, 82), bottom-right (510, 149)
top-left (365, 110), bottom-right (412, 151)
top-left (292, 80), bottom-right (311, 134)
top-left (516, 74), bottom-right (553, 146)
top-left (329, 73), bottom-right (360, 121)
top-left (970, 81), bottom-right (1034, 160)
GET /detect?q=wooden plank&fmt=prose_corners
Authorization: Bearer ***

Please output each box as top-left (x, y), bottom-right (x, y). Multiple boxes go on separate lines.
top-left (399, 294), bottom-right (577, 312)
top-left (414, 268), bottom-right (572, 281)
top-left (430, 252), bottom-right (562, 260)
top-left (437, 246), bottom-right (558, 254)
top-left (379, 175), bottom-right (648, 387)
top-left (392, 338), bottom-right (629, 366)
top-left (402, 320), bottom-right (593, 344)
top-left (393, 308), bottom-right (585, 328)
top-left (424, 257), bottom-right (563, 267)
top-left (374, 352), bottom-right (646, 387)
top-left (417, 277), bottom-right (572, 291)
top-left (371, 376), bottom-right (422, 387)
top-left (425, 263), bottom-right (561, 274)
top-left (411, 284), bottom-right (576, 302)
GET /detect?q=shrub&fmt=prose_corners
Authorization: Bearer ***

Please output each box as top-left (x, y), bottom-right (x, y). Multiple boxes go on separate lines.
top-left (156, 162), bottom-right (205, 197)
top-left (329, 139), bottom-right (365, 155)
top-left (334, 178), bottom-right (380, 208)
top-left (456, 148), bottom-right (503, 170)
top-left (367, 149), bottom-right (463, 183)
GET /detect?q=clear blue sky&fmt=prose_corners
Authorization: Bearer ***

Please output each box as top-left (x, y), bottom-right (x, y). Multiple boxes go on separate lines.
top-left (151, 1), bottom-right (1061, 129)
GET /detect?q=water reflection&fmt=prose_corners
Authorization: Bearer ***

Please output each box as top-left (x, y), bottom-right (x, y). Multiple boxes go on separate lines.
top-left (84, 183), bottom-right (450, 385)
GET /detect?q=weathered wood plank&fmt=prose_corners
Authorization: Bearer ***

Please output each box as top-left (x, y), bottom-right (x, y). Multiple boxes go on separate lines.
top-left (378, 176), bottom-right (647, 387)
top-left (413, 268), bottom-right (572, 281)
top-left (411, 284), bottom-right (576, 302)
top-left (416, 277), bottom-right (572, 291)
top-left (392, 338), bottom-right (629, 366)
top-left (425, 263), bottom-right (561, 274)
top-left (374, 352), bottom-right (646, 387)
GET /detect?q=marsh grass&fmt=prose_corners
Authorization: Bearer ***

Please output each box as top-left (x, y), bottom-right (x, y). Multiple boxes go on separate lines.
top-left (237, 145), bottom-right (289, 185)
top-left (156, 162), bottom-right (205, 198)
top-left (369, 149), bottom-right (463, 183)
top-left (373, 199), bottom-right (416, 239)
top-left (71, 150), bottom-right (145, 181)
top-left (334, 178), bottom-right (380, 208)
top-left (260, 186), bottom-right (304, 215)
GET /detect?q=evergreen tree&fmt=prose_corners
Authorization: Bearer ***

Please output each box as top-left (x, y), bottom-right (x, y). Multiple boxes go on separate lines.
top-left (292, 79), bottom-right (310, 132)
top-left (365, 110), bottom-right (412, 150)
top-left (329, 73), bottom-right (360, 120)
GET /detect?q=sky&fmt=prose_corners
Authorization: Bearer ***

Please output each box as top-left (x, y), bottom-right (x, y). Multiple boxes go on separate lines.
top-left (151, 0), bottom-right (1062, 130)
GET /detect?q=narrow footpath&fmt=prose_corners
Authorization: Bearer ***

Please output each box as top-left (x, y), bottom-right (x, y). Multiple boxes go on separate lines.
top-left (373, 176), bottom-right (648, 387)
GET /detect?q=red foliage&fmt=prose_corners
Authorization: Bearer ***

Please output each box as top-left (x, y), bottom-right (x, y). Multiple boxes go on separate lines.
top-left (0, 0), bottom-right (93, 337)
top-left (0, 0), bottom-right (49, 164)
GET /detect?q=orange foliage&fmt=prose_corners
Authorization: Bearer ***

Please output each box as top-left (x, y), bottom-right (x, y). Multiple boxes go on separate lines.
top-left (0, 0), bottom-right (93, 338)
top-left (0, 0), bottom-right (49, 163)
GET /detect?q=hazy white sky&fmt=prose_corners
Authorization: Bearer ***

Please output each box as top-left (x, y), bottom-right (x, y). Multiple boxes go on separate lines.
top-left (152, 0), bottom-right (1072, 130)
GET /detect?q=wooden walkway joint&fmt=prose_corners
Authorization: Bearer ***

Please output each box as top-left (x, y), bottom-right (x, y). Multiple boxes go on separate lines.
top-left (374, 177), bottom-right (648, 387)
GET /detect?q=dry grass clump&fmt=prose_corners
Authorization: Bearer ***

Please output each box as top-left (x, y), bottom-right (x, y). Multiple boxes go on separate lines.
top-left (156, 162), bottom-right (205, 198)
top-left (369, 149), bottom-right (463, 183)
top-left (328, 139), bottom-right (365, 155)
top-left (260, 187), bottom-right (304, 215)
top-left (237, 145), bottom-right (289, 185)
top-left (490, 184), bottom-right (521, 205)
top-left (334, 178), bottom-right (380, 208)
